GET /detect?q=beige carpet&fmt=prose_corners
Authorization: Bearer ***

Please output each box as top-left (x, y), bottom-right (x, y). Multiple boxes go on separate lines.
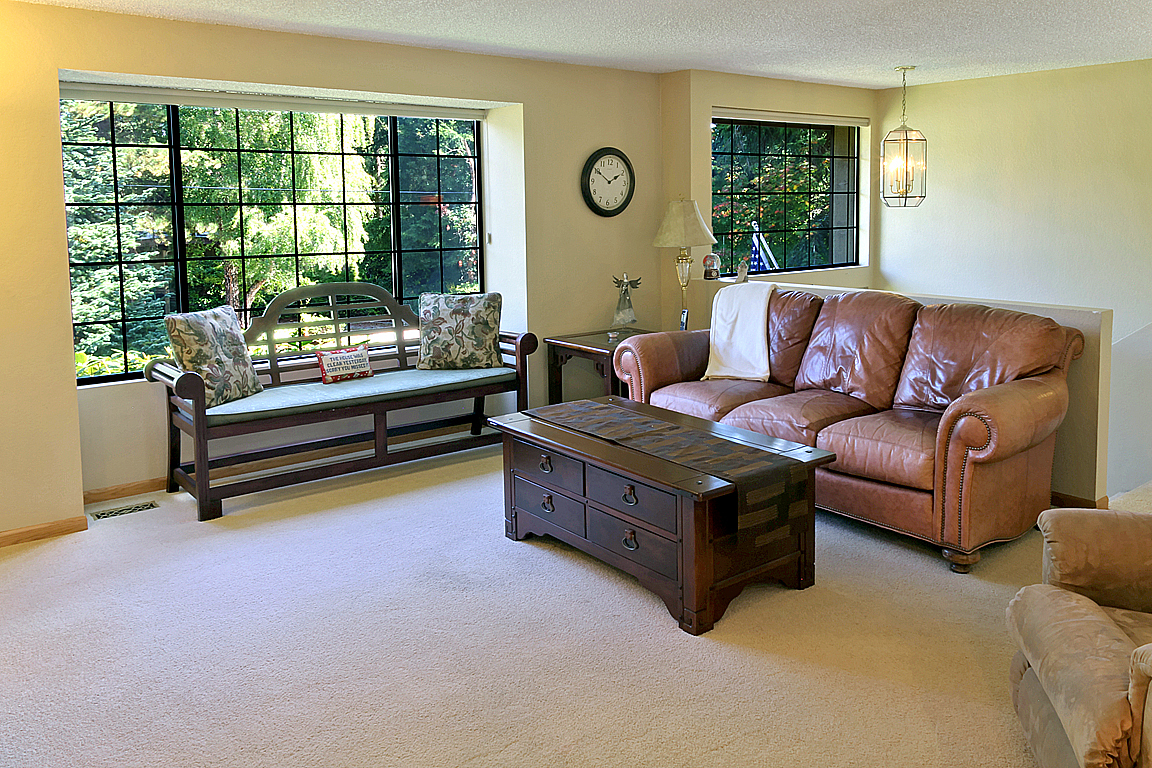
top-left (1, 447), bottom-right (1042, 767)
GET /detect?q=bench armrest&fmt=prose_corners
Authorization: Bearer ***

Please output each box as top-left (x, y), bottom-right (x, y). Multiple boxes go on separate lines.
top-left (499, 331), bottom-right (539, 410)
top-left (1038, 507), bottom-right (1152, 613)
top-left (143, 358), bottom-right (207, 407)
top-left (613, 330), bottom-right (710, 403)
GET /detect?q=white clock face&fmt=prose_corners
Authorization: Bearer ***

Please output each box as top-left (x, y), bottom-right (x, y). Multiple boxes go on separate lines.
top-left (587, 154), bottom-right (631, 211)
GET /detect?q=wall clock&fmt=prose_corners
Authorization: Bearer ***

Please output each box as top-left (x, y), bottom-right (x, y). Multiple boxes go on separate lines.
top-left (581, 147), bottom-right (635, 217)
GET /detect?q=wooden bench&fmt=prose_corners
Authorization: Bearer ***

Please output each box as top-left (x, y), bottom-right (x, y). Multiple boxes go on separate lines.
top-left (144, 282), bottom-right (538, 521)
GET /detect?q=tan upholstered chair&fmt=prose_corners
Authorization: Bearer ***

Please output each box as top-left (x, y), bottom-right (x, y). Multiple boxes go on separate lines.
top-left (1007, 485), bottom-right (1152, 768)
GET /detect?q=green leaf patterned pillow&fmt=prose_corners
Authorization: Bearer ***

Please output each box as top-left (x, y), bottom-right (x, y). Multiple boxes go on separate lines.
top-left (417, 293), bottom-right (503, 370)
top-left (164, 305), bottom-right (263, 407)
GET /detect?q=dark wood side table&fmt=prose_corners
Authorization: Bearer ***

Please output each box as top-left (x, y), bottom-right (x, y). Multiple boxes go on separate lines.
top-left (544, 328), bottom-right (654, 404)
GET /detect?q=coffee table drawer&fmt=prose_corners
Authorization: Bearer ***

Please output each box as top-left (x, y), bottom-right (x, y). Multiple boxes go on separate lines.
top-left (586, 507), bottom-right (678, 580)
top-left (513, 476), bottom-right (586, 537)
top-left (586, 465), bottom-right (677, 534)
top-left (510, 438), bottom-right (584, 495)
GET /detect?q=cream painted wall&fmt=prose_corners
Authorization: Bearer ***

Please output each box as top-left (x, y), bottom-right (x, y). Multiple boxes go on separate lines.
top-left (875, 61), bottom-right (1152, 495)
top-left (1, 6), bottom-right (87, 528)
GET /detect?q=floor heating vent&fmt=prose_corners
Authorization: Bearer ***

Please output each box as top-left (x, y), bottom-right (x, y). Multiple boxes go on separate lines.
top-left (90, 501), bottom-right (159, 520)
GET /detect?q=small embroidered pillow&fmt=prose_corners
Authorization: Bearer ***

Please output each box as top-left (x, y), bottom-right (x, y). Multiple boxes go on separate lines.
top-left (316, 344), bottom-right (374, 384)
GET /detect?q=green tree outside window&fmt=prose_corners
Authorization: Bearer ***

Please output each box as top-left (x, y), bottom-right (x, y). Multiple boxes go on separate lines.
top-left (61, 100), bottom-right (483, 379)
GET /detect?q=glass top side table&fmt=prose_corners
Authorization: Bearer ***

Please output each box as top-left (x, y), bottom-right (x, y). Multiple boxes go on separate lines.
top-left (543, 327), bottom-right (655, 404)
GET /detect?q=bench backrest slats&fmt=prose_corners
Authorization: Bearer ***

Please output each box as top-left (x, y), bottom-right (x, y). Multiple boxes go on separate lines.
top-left (244, 283), bottom-right (420, 386)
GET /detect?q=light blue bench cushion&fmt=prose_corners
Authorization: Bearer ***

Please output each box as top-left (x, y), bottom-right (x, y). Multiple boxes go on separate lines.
top-left (205, 366), bottom-right (517, 427)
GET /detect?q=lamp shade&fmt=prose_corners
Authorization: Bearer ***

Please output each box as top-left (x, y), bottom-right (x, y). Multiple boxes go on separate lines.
top-left (652, 200), bottom-right (717, 248)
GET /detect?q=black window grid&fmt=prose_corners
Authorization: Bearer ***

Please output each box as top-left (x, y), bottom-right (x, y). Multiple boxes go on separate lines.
top-left (62, 101), bottom-right (483, 383)
top-left (710, 118), bottom-right (859, 276)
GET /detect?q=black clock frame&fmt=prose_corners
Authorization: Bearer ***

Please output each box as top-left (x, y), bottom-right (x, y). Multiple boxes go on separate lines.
top-left (580, 147), bottom-right (635, 217)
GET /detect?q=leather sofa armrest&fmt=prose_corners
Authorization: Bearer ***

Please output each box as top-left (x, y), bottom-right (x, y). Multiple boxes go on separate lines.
top-left (613, 330), bottom-right (709, 403)
top-left (938, 370), bottom-right (1070, 465)
top-left (1040, 508), bottom-right (1152, 614)
top-left (1007, 584), bottom-right (1138, 768)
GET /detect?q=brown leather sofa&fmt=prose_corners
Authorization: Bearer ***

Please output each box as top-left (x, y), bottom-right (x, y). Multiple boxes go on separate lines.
top-left (614, 288), bottom-right (1085, 572)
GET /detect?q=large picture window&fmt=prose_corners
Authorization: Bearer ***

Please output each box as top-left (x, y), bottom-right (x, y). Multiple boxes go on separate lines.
top-left (711, 117), bottom-right (858, 276)
top-left (61, 99), bottom-right (483, 381)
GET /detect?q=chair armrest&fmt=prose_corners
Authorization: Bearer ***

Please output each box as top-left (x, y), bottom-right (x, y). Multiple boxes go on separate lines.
top-left (938, 370), bottom-right (1070, 465)
top-left (612, 330), bottom-right (709, 403)
top-left (1131, 645), bottom-right (1152, 767)
top-left (1039, 508), bottom-right (1152, 613)
top-left (1007, 584), bottom-right (1138, 768)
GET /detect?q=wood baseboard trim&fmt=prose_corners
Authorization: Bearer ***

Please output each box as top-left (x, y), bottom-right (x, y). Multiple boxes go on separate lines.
top-left (0, 516), bottom-right (88, 549)
top-left (84, 478), bottom-right (168, 505)
top-left (1051, 492), bottom-right (1107, 509)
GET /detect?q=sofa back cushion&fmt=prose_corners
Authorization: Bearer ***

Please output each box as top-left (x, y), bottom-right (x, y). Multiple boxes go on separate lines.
top-left (893, 303), bottom-right (1068, 411)
top-left (768, 289), bottom-right (824, 388)
top-left (794, 290), bottom-right (921, 410)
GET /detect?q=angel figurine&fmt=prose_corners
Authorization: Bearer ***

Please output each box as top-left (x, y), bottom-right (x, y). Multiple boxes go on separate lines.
top-left (611, 273), bottom-right (641, 333)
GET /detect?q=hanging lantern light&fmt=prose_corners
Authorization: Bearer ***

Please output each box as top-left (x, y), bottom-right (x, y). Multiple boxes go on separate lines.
top-left (881, 66), bottom-right (926, 207)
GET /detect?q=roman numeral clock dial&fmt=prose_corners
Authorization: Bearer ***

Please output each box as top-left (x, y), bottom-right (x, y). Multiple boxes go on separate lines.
top-left (580, 147), bottom-right (635, 217)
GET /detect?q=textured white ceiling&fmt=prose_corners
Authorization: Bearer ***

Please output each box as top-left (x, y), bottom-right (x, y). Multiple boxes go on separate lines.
top-left (25, 0), bottom-right (1152, 88)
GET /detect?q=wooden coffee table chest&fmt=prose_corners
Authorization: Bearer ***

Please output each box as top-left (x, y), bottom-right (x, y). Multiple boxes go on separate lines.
top-left (489, 397), bottom-right (834, 634)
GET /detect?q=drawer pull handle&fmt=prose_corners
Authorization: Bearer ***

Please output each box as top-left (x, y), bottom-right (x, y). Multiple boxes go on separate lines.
top-left (539, 455), bottom-right (553, 473)
top-left (621, 485), bottom-right (638, 506)
top-left (540, 494), bottom-right (555, 514)
top-left (622, 529), bottom-right (639, 551)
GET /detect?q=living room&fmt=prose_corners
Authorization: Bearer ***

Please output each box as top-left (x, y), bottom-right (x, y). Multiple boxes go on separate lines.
top-left (2, 0), bottom-right (1150, 764)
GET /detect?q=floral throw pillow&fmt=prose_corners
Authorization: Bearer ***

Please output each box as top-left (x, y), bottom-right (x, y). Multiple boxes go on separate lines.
top-left (316, 344), bottom-right (375, 384)
top-left (164, 305), bottom-right (263, 408)
top-left (417, 293), bottom-right (503, 370)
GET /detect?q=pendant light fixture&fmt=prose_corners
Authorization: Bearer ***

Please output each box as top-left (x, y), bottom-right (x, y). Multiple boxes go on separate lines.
top-left (881, 66), bottom-right (927, 207)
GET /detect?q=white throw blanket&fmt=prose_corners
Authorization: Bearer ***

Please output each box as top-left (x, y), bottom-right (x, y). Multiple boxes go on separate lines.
top-left (703, 282), bottom-right (775, 381)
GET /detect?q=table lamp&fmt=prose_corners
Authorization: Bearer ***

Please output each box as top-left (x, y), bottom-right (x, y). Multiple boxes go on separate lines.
top-left (652, 200), bottom-right (716, 329)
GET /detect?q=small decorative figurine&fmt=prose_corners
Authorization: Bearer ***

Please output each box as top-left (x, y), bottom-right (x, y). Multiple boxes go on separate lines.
top-left (735, 256), bottom-right (750, 283)
top-left (609, 273), bottom-right (641, 339)
top-left (702, 253), bottom-right (720, 280)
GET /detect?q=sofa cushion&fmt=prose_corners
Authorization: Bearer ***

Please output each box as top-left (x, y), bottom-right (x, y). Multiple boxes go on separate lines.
top-left (893, 303), bottom-right (1068, 411)
top-left (794, 290), bottom-right (921, 410)
top-left (816, 409), bottom-right (942, 491)
top-left (721, 389), bottom-right (876, 447)
top-left (1101, 606), bottom-right (1152, 647)
top-left (651, 379), bottom-right (791, 422)
top-left (768, 289), bottom-right (824, 388)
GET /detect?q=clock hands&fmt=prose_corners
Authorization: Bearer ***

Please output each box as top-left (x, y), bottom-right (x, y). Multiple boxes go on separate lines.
top-left (595, 167), bottom-right (625, 184)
